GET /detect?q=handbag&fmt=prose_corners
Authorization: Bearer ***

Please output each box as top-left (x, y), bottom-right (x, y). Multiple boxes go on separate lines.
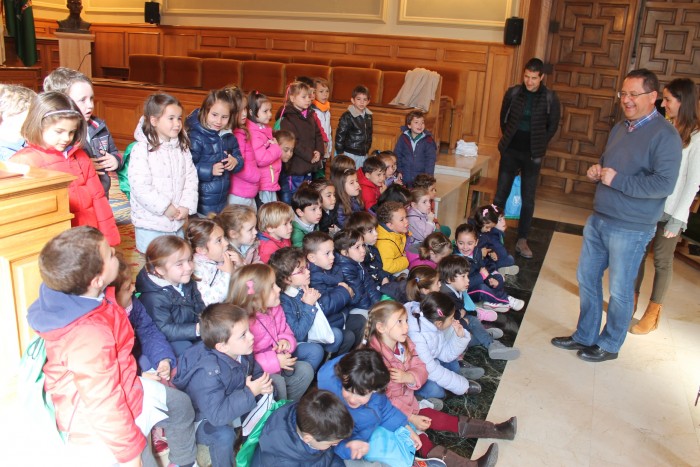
top-left (307, 307), bottom-right (335, 344)
top-left (365, 426), bottom-right (416, 467)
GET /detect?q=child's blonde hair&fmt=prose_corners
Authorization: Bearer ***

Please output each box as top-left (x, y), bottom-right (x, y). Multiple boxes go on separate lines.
top-left (258, 201), bottom-right (293, 232)
top-left (21, 91), bottom-right (86, 148)
top-left (142, 93), bottom-right (189, 152)
top-left (362, 301), bottom-right (413, 358)
top-left (0, 84), bottom-right (36, 123)
top-left (227, 263), bottom-right (277, 316)
top-left (410, 187), bottom-right (431, 204)
top-left (220, 204), bottom-right (257, 240)
top-left (418, 232), bottom-right (452, 260)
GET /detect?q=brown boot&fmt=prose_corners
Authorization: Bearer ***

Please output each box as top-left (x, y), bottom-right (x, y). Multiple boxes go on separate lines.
top-left (426, 444), bottom-right (498, 467)
top-left (458, 416), bottom-right (517, 440)
top-left (630, 301), bottom-right (662, 334)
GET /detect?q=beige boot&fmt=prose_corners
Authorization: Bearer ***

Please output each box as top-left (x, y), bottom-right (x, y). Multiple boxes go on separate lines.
top-left (630, 301), bottom-right (662, 334)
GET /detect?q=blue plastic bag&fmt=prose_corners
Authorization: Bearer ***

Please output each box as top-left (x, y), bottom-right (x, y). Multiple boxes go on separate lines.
top-left (504, 175), bottom-right (521, 220)
top-left (365, 426), bottom-right (416, 467)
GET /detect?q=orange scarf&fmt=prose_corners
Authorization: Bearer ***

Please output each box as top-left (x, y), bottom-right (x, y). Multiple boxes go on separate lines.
top-left (313, 100), bottom-right (330, 112)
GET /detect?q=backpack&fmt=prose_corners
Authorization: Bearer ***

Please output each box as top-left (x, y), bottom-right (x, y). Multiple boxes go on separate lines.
top-left (503, 85), bottom-right (554, 124)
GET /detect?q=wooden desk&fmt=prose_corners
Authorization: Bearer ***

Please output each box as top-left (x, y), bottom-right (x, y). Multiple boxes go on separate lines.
top-left (434, 154), bottom-right (490, 234)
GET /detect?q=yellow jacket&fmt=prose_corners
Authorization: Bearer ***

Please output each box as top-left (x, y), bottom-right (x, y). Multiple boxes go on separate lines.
top-left (376, 224), bottom-right (409, 274)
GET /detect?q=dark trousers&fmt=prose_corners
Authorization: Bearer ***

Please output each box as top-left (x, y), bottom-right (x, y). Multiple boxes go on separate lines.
top-left (493, 148), bottom-right (542, 239)
top-left (196, 421), bottom-right (237, 467)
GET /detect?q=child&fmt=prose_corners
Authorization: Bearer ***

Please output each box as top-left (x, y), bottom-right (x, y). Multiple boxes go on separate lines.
top-left (394, 110), bottom-right (437, 187)
top-left (334, 229), bottom-right (383, 310)
top-left (438, 255), bottom-right (520, 360)
top-left (381, 264), bottom-right (440, 305)
top-left (279, 81), bottom-right (324, 204)
top-left (248, 90), bottom-right (283, 203)
top-left (310, 177), bottom-right (340, 236)
top-left (128, 93), bottom-right (198, 253)
top-left (312, 77), bottom-right (333, 159)
top-left (377, 150), bottom-right (403, 187)
top-left (136, 235), bottom-right (206, 356)
top-left (28, 227), bottom-right (197, 467)
top-left (317, 349), bottom-right (423, 465)
top-left (304, 231), bottom-right (366, 350)
top-left (274, 128), bottom-right (296, 164)
top-left (407, 187), bottom-right (438, 244)
top-left (258, 201), bottom-right (294, 263)
top-left (11, 91), bottom-right (120, 246)
top-left (174, 303), bottom-right (274, 467)
top-left (345, 211), bottom-right (392, 288)
top-left (220, 203), bottom-right (261, 265)
top-left (375, 201), bottom-right (410, 274)
top-left (228, 86), bottom-right (261, 210)
top-left (365, 301), bottom-right (509, 467)
top-left (413, 173), bottom-right (450, 238)
top-left (187, 88), bottom-right (243, 215)
top-left (333, 166), bottom-right (364, 228)
top-left (454, 223), bottom-right (524, 312)
top-left (408, 231), bottom-right (453, 269)
top-left (356, 155), bottom-right (387, 211)
top-left (270, 247), bottom-right (352, 359)
top-left (0, 84), bottom-right (35, 161)
top-left (227, 264), bottom-right (315, 402)
top-left (473, 204), bottom-right (519, 276)
top-left (252, 389), bottom-right (353, 466)
top-left (44, 67), bottom-right (123, 196)
top-left (335, 85), bottom-right (373, 168)
top-left (186, 217), bottom-right (234, 305)
top-left (330, 153), bottom-right (356, 176)
top-left (291, 185), bottom-right (323, 247)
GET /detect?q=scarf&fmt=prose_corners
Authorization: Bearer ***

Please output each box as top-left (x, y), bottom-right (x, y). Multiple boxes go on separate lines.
top-left (313, 100), bottom-right (331, 112)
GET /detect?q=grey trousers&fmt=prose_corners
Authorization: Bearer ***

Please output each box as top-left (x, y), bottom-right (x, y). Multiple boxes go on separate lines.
top-left (269, 360), bottom-right (314, 402)
top-left (634, 221), bottom-right (680, 305)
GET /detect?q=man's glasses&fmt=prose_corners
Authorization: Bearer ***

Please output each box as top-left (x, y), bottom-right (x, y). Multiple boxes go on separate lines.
top-left (616, 91), bottom-right (653, 100)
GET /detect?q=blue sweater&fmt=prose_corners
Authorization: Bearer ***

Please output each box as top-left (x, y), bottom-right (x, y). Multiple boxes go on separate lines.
top-left (595, 115), bottom-right (681, 231)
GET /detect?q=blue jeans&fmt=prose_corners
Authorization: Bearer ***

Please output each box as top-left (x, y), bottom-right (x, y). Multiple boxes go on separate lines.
top-left (294, 341), bottom-right (324, 371)
top-left (572, 215), bottom-right (654, 353)
top-left (279, 174), bottom-right (311, 205)
top-left (415, 360), bottom-right (460, 399)
top-left (323, 327), bottom-right (352, 355)
top-left (196, 421), bottom-right (236, 467)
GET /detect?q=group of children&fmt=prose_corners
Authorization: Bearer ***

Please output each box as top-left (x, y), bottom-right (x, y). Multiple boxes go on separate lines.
top-left (8, 66), bottom-right (531, 467)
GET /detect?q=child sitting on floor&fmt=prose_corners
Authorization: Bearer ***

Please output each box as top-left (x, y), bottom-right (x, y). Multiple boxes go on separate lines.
top-left (258, 201), bottom-right (294, 263)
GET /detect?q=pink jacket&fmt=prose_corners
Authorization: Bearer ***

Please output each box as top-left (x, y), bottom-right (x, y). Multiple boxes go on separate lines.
top-left (247, 120), bottom-right (282, 192)
top-left (250, 304), bottom-right (297, 374)
top-left (230, 128), bottom-right (261, 199)
top-left (369, 335), bottom-right (427, 416)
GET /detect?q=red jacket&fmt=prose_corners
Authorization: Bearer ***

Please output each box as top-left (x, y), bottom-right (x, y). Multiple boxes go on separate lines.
top-left (258, 233), bottom-right (292, 263)
top-left (357, 168), bottom-right (382, 211)
top-left (11, 144), bottom-right (120, 246)
top-left (368, 335), bottom-right (428, 416)
top-left (27, 286), bottom-right (145, 462)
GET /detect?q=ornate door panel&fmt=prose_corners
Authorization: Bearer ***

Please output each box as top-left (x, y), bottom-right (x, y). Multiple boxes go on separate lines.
top-left (540, 0), bottom-right (641, 207)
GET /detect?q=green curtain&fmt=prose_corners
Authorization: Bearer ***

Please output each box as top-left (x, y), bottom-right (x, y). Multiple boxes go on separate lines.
top-left (4, 0), bottom-right (37, 66)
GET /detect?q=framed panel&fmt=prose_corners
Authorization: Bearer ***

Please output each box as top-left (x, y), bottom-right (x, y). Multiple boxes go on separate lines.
top-left (398, 0), bottom-right (513, 28)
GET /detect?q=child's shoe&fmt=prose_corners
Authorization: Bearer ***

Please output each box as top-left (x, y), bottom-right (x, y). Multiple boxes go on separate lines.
top-left (458, 360), bottom-right (485, 379)
top-left (488, 340), bottom-right (520, 360)
top-left (426, 397), bottom-right (444, 411)
top-left (426, 444), bottom-right (498, 467)
top-left (458, 416), bottom-right (517, 440)
top-left (485, 327), bottom-right (504, 339)
top-left (483, 301), bottom-right (510, 313)
top-left (152, 426), bottom-right (169, 454)
top-left (465, 379), bottom-right (482, 395)
top-left (507, 295), bottom-right (525, 311)
top-left (498, 265), bottom-right (519, 276)
top-left (476, 307), bottom-right (498, 322)
top-left (413, 456), bottom-right (447, 467)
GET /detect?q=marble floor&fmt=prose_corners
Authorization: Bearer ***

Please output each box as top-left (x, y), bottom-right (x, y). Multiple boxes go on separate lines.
top-left (473, 201), bottom-right (700, 466)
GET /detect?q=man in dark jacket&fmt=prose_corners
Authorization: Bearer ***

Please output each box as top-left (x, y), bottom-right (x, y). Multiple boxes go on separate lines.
top-left (494, 58), bottom-right (561, 258)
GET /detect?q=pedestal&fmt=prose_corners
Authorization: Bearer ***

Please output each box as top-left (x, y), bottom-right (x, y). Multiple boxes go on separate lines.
top-left (55, 31), bottom-right (95, 78)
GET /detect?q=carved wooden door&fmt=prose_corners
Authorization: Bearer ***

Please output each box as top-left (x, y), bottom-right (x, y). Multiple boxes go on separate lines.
top-left (540, 0), bottom-right (642, 207)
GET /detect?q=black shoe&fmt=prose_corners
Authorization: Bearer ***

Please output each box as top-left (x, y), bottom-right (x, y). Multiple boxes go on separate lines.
top-left (577, 345), bottom-right (618, 363)
top-left (551, 335), bottom-right (587, 350)
top-left (466, 380), bottom-right (482, 395)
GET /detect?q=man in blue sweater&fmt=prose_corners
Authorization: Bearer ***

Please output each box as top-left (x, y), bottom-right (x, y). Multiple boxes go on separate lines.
top-left (552, 69), bottom-right (681, 362)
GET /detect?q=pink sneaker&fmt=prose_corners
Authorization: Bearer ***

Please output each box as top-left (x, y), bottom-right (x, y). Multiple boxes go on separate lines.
top-left (476, 307), bottom-right (498, 322)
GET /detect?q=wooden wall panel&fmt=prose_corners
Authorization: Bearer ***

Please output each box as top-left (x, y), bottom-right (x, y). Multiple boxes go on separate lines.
top-left (163, 34), bottom-right (198, 56)
top-left (93, 32), bottom-right (126, 68)
top-left (127, 32), bottom-right (160, 55)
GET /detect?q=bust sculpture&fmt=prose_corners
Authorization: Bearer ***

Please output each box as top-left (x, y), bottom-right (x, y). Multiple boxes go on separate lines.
top-left (57, 0), bottom-right (91, 33)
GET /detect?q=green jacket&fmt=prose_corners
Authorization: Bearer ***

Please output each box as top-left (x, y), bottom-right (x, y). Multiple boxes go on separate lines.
top-left (291, 219), bottom-right (317, 248)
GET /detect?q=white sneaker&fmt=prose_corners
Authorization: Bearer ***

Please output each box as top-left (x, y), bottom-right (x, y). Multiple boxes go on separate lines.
top-left (508, 296), bottom-right (525, 311)
top-left (498, 265), bottom-right (520, 276)
top-left (483, 301), bottom-right (510, 313)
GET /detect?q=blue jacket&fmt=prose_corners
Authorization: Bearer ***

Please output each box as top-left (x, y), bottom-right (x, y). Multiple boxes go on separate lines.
top-left (394, 126), bottom-right (437, 187)
top-left (186, 109), bottom-right (243, 215)
top-left (173, 341), bottom-right (264, 425)
top-left (280, 286), bottom-right (317, 342)
top-left (135, 267), bottom-right (205, 345)
top-left (252, 402), bottom-right (345, 467)
top-left (477, 228), bottom-right (511, 269)
top-left (317, 356), bottom-right (407, 460)
top-left (379, 279), bottom-right (409, 303)
top-left (363, 244), bottom-right (392, 285)
top-left (128, 296), bottom-right (176, 370)
top-left (336, 196), bottom-right (362, 229)
top-left (335, 253), bottom-right (382, 309)
top-left (453, 243), bottom-right (494, 289)
top-left (309, 262), bottom-right (352, 328)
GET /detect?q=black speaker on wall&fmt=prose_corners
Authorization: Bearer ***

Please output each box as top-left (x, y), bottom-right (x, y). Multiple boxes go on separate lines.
top-left (145, 2), bottom-right (160, 25)
top-left (504, 17), bottom-right (524, 46)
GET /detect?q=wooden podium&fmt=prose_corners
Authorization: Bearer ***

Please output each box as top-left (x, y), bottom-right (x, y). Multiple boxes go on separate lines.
top-left (55, 31), bottom-right (95, 78)
top-left (0, 161), bottom-right (74, 373)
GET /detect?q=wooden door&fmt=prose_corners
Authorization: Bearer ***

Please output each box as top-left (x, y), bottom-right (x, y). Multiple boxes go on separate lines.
top-left (539, 0), bottom-right (642, 208)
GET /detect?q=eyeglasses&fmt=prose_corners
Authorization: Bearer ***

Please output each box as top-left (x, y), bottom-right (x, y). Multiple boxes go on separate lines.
top-left (291, 264), bottom-right (309, 275)
top-left (616, 91), bottom-right (653, 100)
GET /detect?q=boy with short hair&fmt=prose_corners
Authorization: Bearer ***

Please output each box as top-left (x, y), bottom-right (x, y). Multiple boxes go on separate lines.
top-left (27, 226), bottom-right (197, 467)
top-left (304, 231), bottom-right (366, 349)
top-left (335, 85), bottom-right (373, 169)
top-left (258, 201), bottom-right (294, 262)
top-left (44, 67), bottom-right (122, 196)
top-left (438, 255), bottom-right (520, 361)
top-left (291, 186), bottom-right (323, 247)
top-left (312, 77), bottom-right (333, 159)
top-left (0, 84), bottom-right (36, 161)
top-left (394, 110), bottom-right (437, 187)
top-left (375, 201), bottom-right (410, 274)
top-left (345, 211), bottom-right (392, 286)
top-left (356, 155), bottom-right (386, 211)
top-left (252, 389), bottom-right (353, 466)
top-left (274, 129), bottom-right (296, 164)
top-left (174, 302), bottom-right (274, 467)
